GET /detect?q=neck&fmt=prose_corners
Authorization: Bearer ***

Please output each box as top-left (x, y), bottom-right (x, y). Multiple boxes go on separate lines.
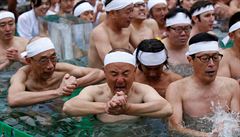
top-left (158, 22), bottom-right (165, 30)
top-left (232, 42), bottom-right (240, 56)
top-left (191, 75), bottom-right (214, 86)
top-left (105, 18), bottom-right (123, 33)
top-left (0, 38), bottom-right (14, 49)
top-left (131, 19), bottom-right (144, 28)
top-left (166, 38), bottom-right (188, 51)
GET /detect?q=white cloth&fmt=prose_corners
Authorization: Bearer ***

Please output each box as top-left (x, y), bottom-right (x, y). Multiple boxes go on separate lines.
top-left (132, 0), bottom-right (144, 4)
top-left (229, 21), bottom-right (240, 33)
top-left (147, 0), bottom-right (167, 10)
top-left (104, 51), bottom-right (136, 66)
top-left (166, 12), bottom-right (191, 27)
top-left (192, 5), bottom-right (214, 16)
top-left (73, 2), bottom-right (94, 17)
top-left (24, 37), bottom-right (55, 58)
top-left (186, 41), bottom-right (219, 56)
top-left (105, 0), bottom-right (133, 12)
top-left (0, 11), bottom-right (15, 20)
top-left (17, 9), bottom-right (39, 40)
top-left (137, 49), bottom-right (167, 66)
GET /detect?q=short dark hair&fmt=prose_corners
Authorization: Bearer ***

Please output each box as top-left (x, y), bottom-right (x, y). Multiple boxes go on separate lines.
top-left (229, 11), bottom-right (240, 30)
top-left (165, 8), bottom-right (191, 29)
top-left (73, 0), bottom-right (90, 15)
top-left (105, 0), bottom-right (114, 7)
top-left (190, 0), bottom-right (213, 24)
top-left (189, 32), bottom-right (218, 46)
top-left (136, 39), bottom-right (168, 71)
top-left (31, 0), bottom-right (50, 8)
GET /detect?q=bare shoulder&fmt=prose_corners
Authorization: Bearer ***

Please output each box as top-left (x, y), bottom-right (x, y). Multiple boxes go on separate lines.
top-left (13, 36), bottom-right (29, 51)
top-left (11, 66), bottom-right (30, 81)
top-left (92, 22), bottom-right (107, 36)
top-left (132, 82), bottom-right (156, 93)
top-left (166, 71), bottom-right (183, 81)
top-left (167, 77), bottom-right (190, 93)
top-left (216, 76), bottom-right (239, 87)
top-left (80, 83), bottom-right (108, 96)
top-left (55, 62), bottom-right (78, 70)
top-left (144, 18), bottom-right (158, 26)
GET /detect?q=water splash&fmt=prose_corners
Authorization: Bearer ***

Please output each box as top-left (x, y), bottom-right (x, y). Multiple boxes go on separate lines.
top-left (207, 102), bottom-right (240, 137)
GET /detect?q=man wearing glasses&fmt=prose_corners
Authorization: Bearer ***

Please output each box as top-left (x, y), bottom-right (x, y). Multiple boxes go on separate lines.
top-left (8, 36), bottom-right (105, 107)
top-left (162, 8), bottom-right (192, 77)
top-left (166, 32), bottom-right (240, 137)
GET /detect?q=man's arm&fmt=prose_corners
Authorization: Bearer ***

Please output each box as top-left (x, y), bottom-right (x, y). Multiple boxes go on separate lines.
top-left (56, 63), bottom-right (105, 87)
top-left (125, 84), bottom-right (172, 118)
top-left (91, 26), bottom-right (113, 62)
top-left (166, 83), bottom-right (211, 137)
top-left (146, 19), bottom-right (160, 38)
top-left (62, 86), bottom-right (106, 116)
top-left (229, 79), bottom-right (240, 113)
top-left (8, 67), bottom-right (77, 107)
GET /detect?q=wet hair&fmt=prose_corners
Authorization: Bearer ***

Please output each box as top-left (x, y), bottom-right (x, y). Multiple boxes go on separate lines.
top-left (72, 0), bottom-right (90, 14)
top-left (31, 0), bottom-right (50, 8)
top-left (165, 8), bottom-right (191, 29)
top-left (135, 39), bottom-right (169, 71)
top-left (189, 0), bottom-right (213, 24)
top-left (188, 32), bottom-right (218, 57)
top-left (229, 11), bottom-right (240, 30)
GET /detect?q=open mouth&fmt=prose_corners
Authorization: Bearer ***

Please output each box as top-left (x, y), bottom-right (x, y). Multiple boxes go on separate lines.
top-left (205, 70), bottom-right (216, 76)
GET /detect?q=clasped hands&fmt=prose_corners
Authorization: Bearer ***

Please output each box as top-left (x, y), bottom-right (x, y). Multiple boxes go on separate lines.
top-left (105, 91), bottom-right (128, 115)
top-left (57, 73), bottom-right (77, 96)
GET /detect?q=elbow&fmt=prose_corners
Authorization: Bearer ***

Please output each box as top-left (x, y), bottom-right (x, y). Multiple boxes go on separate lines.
top-left (62, 102), bottom-right (73, 116)
top-left (160, 103), bottom-right (173, 118)
top-left (8, 96), bottom-right (20, 107)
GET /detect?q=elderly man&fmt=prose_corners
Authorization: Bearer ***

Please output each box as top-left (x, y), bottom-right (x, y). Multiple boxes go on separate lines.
top-left (135, 39), bottom-right (182, 98)
top-left (162, 8), bottom-right (192, 77)
top-left (0, 10), bottom-right (28, 91)
top-left (17, 0), bottom-right (51, 40)
top-left (166, 32), bottom-right (240, 137)
top-left (63, 49), bottom-right (172, 123)
top-left (8, 37), bottom-right (105, 107)
top-left (88, 0), bottom-right (134, 69)
top-left (189, 0), bottom-right (215, 38)
top-left (130, 0), bottom-right (160, 48)
top-left (147, 0), bottom-right (168, 39)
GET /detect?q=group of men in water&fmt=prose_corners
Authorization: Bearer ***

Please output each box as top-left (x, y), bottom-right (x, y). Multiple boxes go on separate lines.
top-left (1, 0), bottom-right (240, 136)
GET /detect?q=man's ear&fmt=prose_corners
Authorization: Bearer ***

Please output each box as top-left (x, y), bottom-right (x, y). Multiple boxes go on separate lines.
top-left (192, 16), bottom-right (199, 24)
top-left (228, 32), bottom-right (234, 41)
top-left (187, 56), bottom-right (193, 64)
top-left (25, 58), bottom-right (31, 64)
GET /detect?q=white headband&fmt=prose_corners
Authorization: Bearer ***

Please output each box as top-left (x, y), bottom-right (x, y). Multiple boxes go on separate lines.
top-left (24, 37), bottom-right (55, 58)
top-left (132, 0), bottom-right (144, 4)
top-left (147, 0), bottom-right (167, 10)
top-left (229, 21), bottom-right (240, 33)
top-left (192, 5), bottom-right (214, 16)
top-left (73, 2), bottom-right (94, 17)
top-left (137, 49), bottom-right (167, 66)
top-left (166, 12), bottom-right (191, 27)
top-left (105, 0), bottom-right (133, 12)
top-left (104, 51), bottom-right (136, 66)
top-left (186, 41), bottom-right (219, 56)
top-left (0, 11), bottom-right (15, 20)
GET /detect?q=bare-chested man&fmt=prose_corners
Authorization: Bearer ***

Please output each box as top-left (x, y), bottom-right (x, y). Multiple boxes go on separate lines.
top-left (0, 10), bottom-right (28, 92)
top-left (189, 0), bottom-right (215, 38)
top-left (130, 0), bottom-right (160, 48)
top-left (134, 39), bottom-right (182, 98)
top-left (63, 50), bottom-right (172, 123)
top-left (88, 0), bottom-right (134, 69)
top-left (217, 12), bottom-right (240, 83)
top-left (162, 8), bottom-right (193, 77)
top-left (0, 10), bottom-right (28, 70)
top-left (147, 0), bottom-right (169, 39)
top-left (8, 37), bottom-right (105, 107)
top-left (166, 32), bottom-right (240, 137)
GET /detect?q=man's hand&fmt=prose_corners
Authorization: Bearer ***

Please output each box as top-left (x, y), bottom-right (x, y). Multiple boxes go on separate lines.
top-left (57, 73), bottom-right (77, 96)
top-left (105, 91), bottom-right (128, 115)
top-left (6, 48), bottom-right (20, 62)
